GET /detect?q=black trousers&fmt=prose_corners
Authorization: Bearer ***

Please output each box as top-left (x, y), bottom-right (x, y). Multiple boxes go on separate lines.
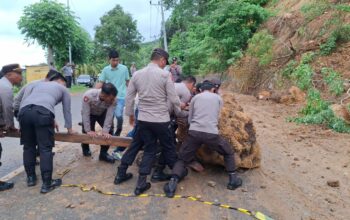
top-left (19, 105), bottom-right (55, 178)
top-left (120, 124), bottom-right (144, 166)
top-left (81, 111), bottom-right (114, 154)
top-left (172, 130), bottom-right (236, 178)
top-left (0, 142), bottom-right (2, 167)
top-left (65, 76), bottom-right (72, 88)
top-left (138, 121), bottom-right (177, 175)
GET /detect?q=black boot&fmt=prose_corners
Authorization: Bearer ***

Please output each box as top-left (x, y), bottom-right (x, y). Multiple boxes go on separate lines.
top-left (227, 172), bottom-right (242, 190)
top-left (99, 153), bottom-right (115, 164)
top-left (163, 176), bottom-right (179, 198)
top-left (151, 165), bottom-right (171, 182)
top-left (134, 175), bottom-right (151, 195)
top-left (0, 181), bottom-right (14, 191)
top-left (82, 145), bottom-right (91, 157)
top-left (27, 175), bottom-right (37, 187)
top-left (40, 172), bottom-right (62, 194)
top-left (114, 165), bottom-right (133, 185)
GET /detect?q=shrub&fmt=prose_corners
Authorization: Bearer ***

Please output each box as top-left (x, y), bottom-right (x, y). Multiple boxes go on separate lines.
top-left (301, 0), bottom-right (331, 22)
top-left (292, 88), bottom-right (350, 133)
top-left (321, 68), bottom-right (344, 96)
top-left (247, 30), bottom-right (275, 66)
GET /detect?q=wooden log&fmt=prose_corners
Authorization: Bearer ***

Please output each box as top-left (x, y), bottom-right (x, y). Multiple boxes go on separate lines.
top-left (3, 131), bottom-right (132, 147)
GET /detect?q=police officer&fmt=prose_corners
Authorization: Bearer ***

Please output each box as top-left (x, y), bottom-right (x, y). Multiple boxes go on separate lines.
top-left (125, 48), bottom-right (182, 195)
top-left (163, 81), bottom-right (243, 198)
top-left (19, 72), bottom-right (74, 194)
top-left (81, 83), bottom-right (117, 163)
top-left (0, 64), bottom-right (23, 191)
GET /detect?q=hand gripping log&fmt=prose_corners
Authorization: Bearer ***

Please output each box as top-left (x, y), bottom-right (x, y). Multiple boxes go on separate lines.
top-left (3, 131), bottom-right (132, 147)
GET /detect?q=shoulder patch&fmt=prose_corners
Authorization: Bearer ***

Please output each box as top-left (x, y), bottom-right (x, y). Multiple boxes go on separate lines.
top-left (84, 96), bottom-right (89, 102)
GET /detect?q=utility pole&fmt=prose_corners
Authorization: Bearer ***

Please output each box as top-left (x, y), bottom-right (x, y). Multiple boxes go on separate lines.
top-left (67, 0), bottom-right (72, 64)
top-left (150, 0), bottom-right (168, 52)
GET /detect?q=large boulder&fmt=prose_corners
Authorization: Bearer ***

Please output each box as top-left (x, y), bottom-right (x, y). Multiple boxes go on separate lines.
top-left (177, 93), bottom-right (261, 169)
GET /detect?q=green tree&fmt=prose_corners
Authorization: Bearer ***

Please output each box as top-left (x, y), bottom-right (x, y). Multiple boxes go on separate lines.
top-left (54, 26), bottom-right (93, 67)
top-left (167, 0), bottom-right (269, 75)
top-left (94, 5), bottom-right (142, 65)
top-left (18, 0), bottom-right (78, 64)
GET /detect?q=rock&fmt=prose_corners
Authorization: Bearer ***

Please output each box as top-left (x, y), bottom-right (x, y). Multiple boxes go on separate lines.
top-left (294, 157), bottom-right (299, 161)
top-left (257, 90), bottom-right (271, 100)
top-left (327, 180), bottom-right (340, 187)
top-left (207, 181), bottom-right (217, 187)
top-left (260, 185), bottom-right (267, 189)
top-left (331, 104), bottom-right (350, 124)
top-left (289, 86), bottom-right (306, 102)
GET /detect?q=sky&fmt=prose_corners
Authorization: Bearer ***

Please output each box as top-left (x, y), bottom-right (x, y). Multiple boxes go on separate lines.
top-left (0, 0), bottom-right (169, 67)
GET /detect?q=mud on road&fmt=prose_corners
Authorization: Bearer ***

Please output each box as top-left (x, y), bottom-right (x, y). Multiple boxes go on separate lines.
top-left (0, 93), bottom-right (349, 220)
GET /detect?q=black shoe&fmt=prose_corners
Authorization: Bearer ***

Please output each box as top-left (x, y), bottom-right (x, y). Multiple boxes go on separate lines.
top-left (0, 181), bottom-right (14, 191)
top-left (164, 177), bottom-right (178, 198)
top-left (114, 166), bottom-right (133, 185)
top-left (134, 183), bottom-right (151, 195)
top-left (40, 179), bottom-right (62, 194)
top-left (99, 153), bottom-right (115, 164)
top-left (151, 167), bottom-right (171, 182)
top-left (82, 149), bottom-right (92, 157)
top-left (227, 173), bottom-right (242, 190)
top-left (114, 173), bottom-right (133, 185)
top-left (134, 175), bottom-right (151, 195)
top-left (27, 175), bottom-right (37, 187)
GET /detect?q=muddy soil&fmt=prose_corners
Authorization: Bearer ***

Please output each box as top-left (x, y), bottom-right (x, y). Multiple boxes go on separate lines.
top-left (0, 93), bottom-right (349, 220)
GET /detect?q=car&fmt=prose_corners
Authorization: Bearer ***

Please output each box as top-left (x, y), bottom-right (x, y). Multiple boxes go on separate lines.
top-left (77, 74), bottom-right (94, 87)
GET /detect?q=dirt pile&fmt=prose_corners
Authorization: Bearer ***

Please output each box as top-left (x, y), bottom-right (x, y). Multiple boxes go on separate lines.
top-left (177, 93), bottom-right (261, 169)
top-left (331, 104), bottom-right (350, 124)
top-left (256, 86), bottom-right (306, 104)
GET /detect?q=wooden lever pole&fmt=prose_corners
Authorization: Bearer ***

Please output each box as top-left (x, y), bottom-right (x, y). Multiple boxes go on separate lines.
top-left (3, 131), bottom-right (132, 147)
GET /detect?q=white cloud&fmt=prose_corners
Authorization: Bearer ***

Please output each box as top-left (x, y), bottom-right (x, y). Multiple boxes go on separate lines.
top-left (0, 0), bottom-right (169, 67)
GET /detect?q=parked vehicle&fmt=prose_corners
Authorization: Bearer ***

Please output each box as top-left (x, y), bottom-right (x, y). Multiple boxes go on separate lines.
top-left (77, 74), bottom-right (94, 87)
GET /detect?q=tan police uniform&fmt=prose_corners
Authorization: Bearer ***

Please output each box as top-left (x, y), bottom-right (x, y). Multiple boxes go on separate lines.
top-left (81, 89), bottom-right (116, 156)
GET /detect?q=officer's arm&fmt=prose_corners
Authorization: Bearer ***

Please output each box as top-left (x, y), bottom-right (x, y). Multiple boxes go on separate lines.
top-left (81, 96), bottom-right (91, 132)
top-left (95, 69), bottom-right (106, 89)
top-left (166, 74), bottom-right (181, 108)
top-left (62, 88), bottom-right (73, 129)
top-left (125, 77), bottom-right (137, 117)
top-left (125, 67), bottom-right (130, 87)
top-left (188, 97), bottom-right (195, 124)
top-left (102, 103), bottom-right (116, 133)
top-left (1, 89), bottom-right (15, 129)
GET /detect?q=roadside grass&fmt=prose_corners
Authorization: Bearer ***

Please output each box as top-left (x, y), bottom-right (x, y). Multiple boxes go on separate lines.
top-left (70, 84), bottom-right (89, 94)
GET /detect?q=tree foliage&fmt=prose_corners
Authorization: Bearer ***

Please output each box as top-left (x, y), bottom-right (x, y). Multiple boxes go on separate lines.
top-left (18, 0), bottom-right (79, 63)
top-left (165, 0), bottom-right (269, 75)
top-left (94, 5), bottom-right (142, 65)
top-left (55, 26), bottom-right (93, 67)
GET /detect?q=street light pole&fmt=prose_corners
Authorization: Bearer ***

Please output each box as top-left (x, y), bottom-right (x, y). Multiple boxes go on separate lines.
top-left (150, 0), bottom-right (168, 52)
top-left (67, 0), bottom-right (72, 64)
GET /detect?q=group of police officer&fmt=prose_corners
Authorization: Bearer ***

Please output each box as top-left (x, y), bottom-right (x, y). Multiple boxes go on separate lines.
top-left (0, 48), bottom-right (242, 196)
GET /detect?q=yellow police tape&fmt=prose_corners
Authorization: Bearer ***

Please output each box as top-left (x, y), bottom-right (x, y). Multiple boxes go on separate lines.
top-left (60, 183), bottom-right (272, 220)
top-left (58, 169), bottom-right (273, 220)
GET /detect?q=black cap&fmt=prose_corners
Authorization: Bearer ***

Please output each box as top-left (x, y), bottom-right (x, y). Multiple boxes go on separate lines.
top-left (200, 80), bottom-right (216, 91)
top-left (209, 77), bottom-right (221, 88)
top-left (152, 48), bottom-right (169, 65)
top-left (1, 64), bottom-right (23, 75)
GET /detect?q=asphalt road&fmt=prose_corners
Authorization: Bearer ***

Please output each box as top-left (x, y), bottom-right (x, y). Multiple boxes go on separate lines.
top-left (0, 93), bottom-right (84, 178)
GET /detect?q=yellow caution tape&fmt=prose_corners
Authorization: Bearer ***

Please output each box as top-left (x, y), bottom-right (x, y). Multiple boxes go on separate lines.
top-left (61, 183), bottom-right (274, 220)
